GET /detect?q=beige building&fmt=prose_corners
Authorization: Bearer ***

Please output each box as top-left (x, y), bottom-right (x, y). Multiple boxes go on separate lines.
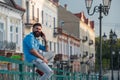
top-left (75, 12), bottom-right (95, 73)
top-left (15, 0), bottom-right (59, 66)
top-left (56, 5), bottom-right (81, 72)
top-left (58, 5), bottom-right (80, 38)
top-left (57, 5), bottom-right (95, 73)
top-left (13, 0), bottom-right (95, 73)
top-left (54, 29), bottom-right (80, 72)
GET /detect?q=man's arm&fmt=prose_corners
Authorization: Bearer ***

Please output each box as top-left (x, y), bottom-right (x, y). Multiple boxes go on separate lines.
top-left (41, 32), bottom-right (49, 51)
top-left (30, 49), bottom-right (48, 63)
top-left (44, 40), bottom-right (48, 51)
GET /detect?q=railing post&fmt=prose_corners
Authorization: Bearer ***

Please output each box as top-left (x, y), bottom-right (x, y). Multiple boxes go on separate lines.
top-left (32, 64), bottom-right (35, 80)
top-left (19, 63), bottom-right (23, 80)
top-left (73, 72), bottom-right (76, 80)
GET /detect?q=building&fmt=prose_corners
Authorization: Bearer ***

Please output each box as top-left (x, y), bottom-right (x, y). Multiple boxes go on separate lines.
top-left (0, 0), bottom-right (25, 70)
top-left (54, 30), bottom-right (80, 72)
top-left (54, 4), bottom-right (81, 72)
top-left (12, 0), bottom-right (95, 73)
top-left (0, 0), bottom-right (25, 57)
top-left (15, 0), bottom-right (59, 66)
top-left (75, 12), bottom-right (95, 73)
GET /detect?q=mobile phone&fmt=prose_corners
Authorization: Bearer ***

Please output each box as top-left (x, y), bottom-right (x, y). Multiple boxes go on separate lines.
top-left (40, 31), bottom-right (44, 37)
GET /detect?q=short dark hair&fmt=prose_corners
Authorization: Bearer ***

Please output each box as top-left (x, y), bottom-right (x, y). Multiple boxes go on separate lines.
top-left (33, 23), bottom-right (42, 28)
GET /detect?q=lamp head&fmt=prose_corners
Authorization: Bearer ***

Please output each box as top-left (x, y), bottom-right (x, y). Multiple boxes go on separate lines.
top-left (112, 31), bottom-right (117, 41)
top-left (109, 29), bottom-right (113, 39)
top-left (103, 0), bottom-right (111, 9)
top-left (103, 0), bottom-right (112, 15)
top-left (103, 33), bottom-right (107, 41)
top-left (112, 51), bottom-right (115, 55)
top-left (85, 0), bottom-right (93, 11)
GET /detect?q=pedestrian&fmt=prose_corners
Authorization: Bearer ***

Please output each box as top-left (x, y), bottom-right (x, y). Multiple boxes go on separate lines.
top-left (23, 23), bottom-right (53, 80)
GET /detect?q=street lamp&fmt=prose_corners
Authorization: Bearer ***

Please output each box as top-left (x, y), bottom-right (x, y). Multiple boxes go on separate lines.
top-left (118, 51), bottom-right (120, 80)
top-left (85, 0), bottom-right (112, 80)
top-left (112, 51), bottom-right (115, 80)
top-left (109, 30), bottom-right (117, 80)
top-left (103, 29), bottom-right (117, 80)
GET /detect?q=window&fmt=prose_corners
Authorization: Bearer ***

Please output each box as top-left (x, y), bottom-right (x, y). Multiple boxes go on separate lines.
top-left (46, 13), bottom-right (48, 26)
top-left (0, 23), bottom-right (4, 42)
top-left (26, 1), bottom-right (29, 23)
top-left (70, 46), bottom-right (72, 55)
top-left (37, 8), bottom-right (39, 22)
top-left (16, 27), bottom-right (18, 44)
top-left (54, 42), bottom-right (56, 53)
top-left (49, 41), bottom-right (52, 51)
top-left (53, 17), bottom-right (55, 28)
top-left (57, 42), bottom-right (59, 54)
top-left (32, 5), bottom-right (34, 20)
top-left (0, 23), bottom-right (4, 49)
top-left (41, 10), bottom-right (44, 24)
top-left (10, 26), bottom-right (13, 42)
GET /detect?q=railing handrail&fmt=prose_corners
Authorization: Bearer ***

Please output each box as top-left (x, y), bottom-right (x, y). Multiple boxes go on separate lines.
top-left (0, 56), bottom-right (108, 80)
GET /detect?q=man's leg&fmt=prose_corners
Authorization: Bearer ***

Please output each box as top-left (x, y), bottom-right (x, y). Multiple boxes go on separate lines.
top-left (43, 51), bottom-right (54, 61)
top-left (36, 69), bottom-right (44, 76)
top-left (32, 58), bottom-right (53, 80)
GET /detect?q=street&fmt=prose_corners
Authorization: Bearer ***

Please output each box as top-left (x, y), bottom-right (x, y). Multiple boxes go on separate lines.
top-left (104, 70), bottom-right (119, 80)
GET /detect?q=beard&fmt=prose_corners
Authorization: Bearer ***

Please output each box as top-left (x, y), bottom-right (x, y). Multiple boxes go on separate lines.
top-left (33, 31), bottom-right (41, 37)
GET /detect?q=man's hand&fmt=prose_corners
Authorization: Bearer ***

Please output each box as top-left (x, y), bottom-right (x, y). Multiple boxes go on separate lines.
top-left (40, 31), bottom-right (48, 51)
top-left (42, 58), bottom-right (48, 64)
top-left (40, 31), bottom-right (46, 40)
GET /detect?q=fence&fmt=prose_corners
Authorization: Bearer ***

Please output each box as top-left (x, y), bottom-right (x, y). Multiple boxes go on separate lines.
top-left (0, 56), bottom-right (108, 80)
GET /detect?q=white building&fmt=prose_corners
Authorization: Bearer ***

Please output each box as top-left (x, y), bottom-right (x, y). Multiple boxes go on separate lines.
top-left (0, 0), bottom-right (25, 55)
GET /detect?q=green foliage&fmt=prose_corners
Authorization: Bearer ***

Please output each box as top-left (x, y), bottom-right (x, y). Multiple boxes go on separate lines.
top-left (95, 37), bottom-right (120, 71)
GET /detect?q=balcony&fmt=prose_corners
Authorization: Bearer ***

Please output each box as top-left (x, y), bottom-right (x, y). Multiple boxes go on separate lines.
top-left (25, 16), bottom-right (39, 27)
top-left (82, 36), bottom-right (88, 42)
top-left (53, 27), bottom-right (62, 37)
top-left (0, 41), bottom-right (16, 56)
top-left (82, 51), bottom-right (88, 58)
top-left (54, 54), bottom-right (68, 61)
top-left (89, 40), bottom-right (93, 45)
top-left (70, 55), bottom-right (78, 60)
top-left (89, 53), bottom-right (94, 59)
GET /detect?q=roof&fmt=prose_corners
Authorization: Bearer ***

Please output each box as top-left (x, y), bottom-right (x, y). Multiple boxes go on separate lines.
top-left (0, 0), bottom-right (25, 12)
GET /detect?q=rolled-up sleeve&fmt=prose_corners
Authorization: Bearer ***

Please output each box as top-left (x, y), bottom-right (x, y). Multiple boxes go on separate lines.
top-left (38, 42), bottom-right (46, 51)
top-left (24, 35), bottom-right (35, 50)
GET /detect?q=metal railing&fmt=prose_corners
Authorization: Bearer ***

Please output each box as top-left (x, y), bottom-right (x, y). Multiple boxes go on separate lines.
top-left (0, 56), bottom-right (108, 80)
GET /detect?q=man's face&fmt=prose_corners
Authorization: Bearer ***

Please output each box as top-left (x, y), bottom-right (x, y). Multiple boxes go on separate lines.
top-left (33, 25), bottom-right (42, 37)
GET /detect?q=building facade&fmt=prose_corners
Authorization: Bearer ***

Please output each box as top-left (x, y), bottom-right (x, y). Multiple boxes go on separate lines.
top-left (75, 12), bottom-right (95, 73)
top-left (0, 0), bottom-right (25, 70)
top-left (55, 5), bottom-right (81, 72)
top-left (15, 0), bottom-right (59, 66)
top-left (13, 0), bottom-right (95, 73)
top-left (0, 0), bottom-right (25, 56)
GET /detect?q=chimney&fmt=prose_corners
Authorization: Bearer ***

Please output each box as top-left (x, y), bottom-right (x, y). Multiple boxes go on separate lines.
top-left (64, 4), bottom-right (67, 10)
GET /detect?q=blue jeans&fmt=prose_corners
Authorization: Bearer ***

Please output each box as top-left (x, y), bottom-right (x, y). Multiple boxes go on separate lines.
top-left (32, 58), bottom-right (53, 80)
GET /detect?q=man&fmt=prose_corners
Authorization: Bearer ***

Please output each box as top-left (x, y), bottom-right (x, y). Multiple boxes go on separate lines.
top-left (23, 23), bottom-right (53, 80)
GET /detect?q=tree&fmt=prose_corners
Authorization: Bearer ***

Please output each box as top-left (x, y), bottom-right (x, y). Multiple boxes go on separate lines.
top-left (95, 37), bottom-right (120, 72)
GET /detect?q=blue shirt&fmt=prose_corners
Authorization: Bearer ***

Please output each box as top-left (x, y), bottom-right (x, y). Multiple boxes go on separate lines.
top-left (23, 32), bottom-right (46, 62)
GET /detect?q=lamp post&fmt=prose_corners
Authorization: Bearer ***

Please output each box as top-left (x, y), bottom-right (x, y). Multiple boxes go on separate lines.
top-left (118, 51), bottom-right (120, 80)
top-left (111, 51), bottom-right (115, 80)
top-left (103, 29), bottom-right (117, 80)
top-left (85, 0), bottom-right (112, 80)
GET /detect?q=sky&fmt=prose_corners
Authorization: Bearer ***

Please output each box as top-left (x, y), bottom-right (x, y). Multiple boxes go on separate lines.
top-left (59, 0), bottom-right (120, 38)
